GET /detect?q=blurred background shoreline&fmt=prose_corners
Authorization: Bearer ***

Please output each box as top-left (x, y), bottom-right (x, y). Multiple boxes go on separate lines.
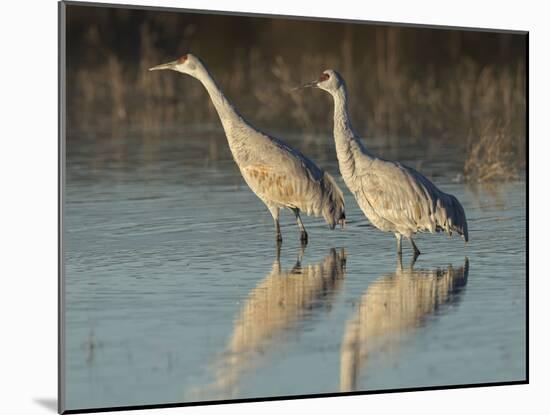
top-left (66, 5), bottom-right (526, 182)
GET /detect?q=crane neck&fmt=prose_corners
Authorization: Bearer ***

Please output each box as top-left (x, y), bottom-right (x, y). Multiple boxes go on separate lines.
top-left (194, 65), bottom-right (245, 135)
top-left (330, 85), bottom-right (372, 186)
top-left (332, 86), bottom-right (372, 153)
top-left (332, 86), bottom-right (354, 138)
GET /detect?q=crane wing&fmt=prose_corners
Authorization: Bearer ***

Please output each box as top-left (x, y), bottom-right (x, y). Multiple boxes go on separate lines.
top-left (263, 135), bottom-right (324, 181)
top-left (241, 133), bottom-right (322, 194)
top-left (240, 133), bottom-right (343, 222)
top-left (357, 159), bottom-right (467, 238)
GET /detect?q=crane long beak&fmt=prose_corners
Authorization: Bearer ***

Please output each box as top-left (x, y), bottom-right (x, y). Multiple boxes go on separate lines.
top-left (149, 60), bottom-right (178, 71)
top-left (292, 80), bottom-right (318, 91)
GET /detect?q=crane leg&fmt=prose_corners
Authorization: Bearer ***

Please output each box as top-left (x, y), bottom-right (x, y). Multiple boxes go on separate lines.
top-left (275, 219), bottom-right (282, 244)
top-left (270, 242), bottom-right (282, 274)
top-left (297, 241), bottom-right (306, 265)
top-left (408, 254), bottom-right (418, 268)
top-left (395, 233), bottom-right (403, 255)
top-left (269, 206), bottom-right (283, 244)
top-left (293, 209), bottom-right (308, 244)
top-left (410, 237), bottom-right (421, 258)
top-left (396, 250), bottom-right (404, 271)
top-left (293, 243), bottom-right (306, 271)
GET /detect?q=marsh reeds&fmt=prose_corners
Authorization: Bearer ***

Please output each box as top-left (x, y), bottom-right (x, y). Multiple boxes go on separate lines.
top-left (66, 16), bottom-right (526, 182)
top-left (464, 120), bottom-right (523, 182)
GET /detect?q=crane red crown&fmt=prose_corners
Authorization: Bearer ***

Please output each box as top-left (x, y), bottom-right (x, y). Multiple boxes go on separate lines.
top-left (177, 54), bottom-right (188, 64)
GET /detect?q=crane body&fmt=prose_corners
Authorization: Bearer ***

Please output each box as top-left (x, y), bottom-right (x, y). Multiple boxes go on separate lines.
top-left (150, 55), bottom-right (345, 243)
top-left (301, 70), bottom-right (468, 256)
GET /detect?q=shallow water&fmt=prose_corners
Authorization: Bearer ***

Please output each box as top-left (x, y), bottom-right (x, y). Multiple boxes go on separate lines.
top-left (63, 129), bottom-right (526, 411)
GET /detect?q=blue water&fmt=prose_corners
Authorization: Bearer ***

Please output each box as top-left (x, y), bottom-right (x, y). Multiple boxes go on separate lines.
top-left (63, 130), bottom-right (526, 410)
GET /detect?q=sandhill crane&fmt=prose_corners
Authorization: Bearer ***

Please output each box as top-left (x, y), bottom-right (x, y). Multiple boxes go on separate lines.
top-left (299, 70), bottom-right (468, 256)
top-left (340, 257), bottom-right (468, 391)
top-left (188, 246), bottom-right (346, 399)
top-left (149, 55), bottom-right (345, 244)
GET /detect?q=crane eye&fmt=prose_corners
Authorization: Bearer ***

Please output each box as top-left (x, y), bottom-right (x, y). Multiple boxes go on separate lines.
top-left (319, 73), bottom-right (330, 82)
top-left (177, 54), bottom-right (188, 64)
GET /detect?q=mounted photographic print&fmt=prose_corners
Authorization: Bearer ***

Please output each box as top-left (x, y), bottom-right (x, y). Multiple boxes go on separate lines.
top-left (59, 1), bottom-right (528, 413)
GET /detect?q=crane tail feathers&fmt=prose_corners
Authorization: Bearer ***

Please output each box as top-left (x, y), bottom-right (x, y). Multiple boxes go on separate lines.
top-left (320, 172), bottom-right (346, 230)
top-left (436, 193), bottom-right (468, 242)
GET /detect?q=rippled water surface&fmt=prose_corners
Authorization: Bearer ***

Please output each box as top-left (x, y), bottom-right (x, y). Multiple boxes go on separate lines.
top-left (63, 130), bottom-right (526, 411)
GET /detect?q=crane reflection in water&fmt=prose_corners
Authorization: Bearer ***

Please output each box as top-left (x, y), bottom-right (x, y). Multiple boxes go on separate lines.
top-left (190, 246), bottom-right (347, 400)
top-left (340, 257), bottom-right (469, 392)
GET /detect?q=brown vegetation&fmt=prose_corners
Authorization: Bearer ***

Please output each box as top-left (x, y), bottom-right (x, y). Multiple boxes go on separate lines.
top-left (464, 120), bottom-right (524, 182)
top-left (65, 6), bottom-right (526, 182)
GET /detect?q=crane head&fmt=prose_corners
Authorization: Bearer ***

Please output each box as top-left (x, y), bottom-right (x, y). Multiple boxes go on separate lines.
top-left (149, 53), bottom-right (201, 75)
top-left (295, 69), bottom-right (344, 93)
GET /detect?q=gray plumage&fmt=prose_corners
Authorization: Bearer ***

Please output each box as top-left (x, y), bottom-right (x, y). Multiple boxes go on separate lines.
top-left (305, 70), bottom-right (468, 255)
top-left (150, 55), bottom-right (345, 243)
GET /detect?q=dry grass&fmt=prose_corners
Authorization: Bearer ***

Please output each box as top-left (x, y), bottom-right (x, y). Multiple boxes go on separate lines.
top-left (66, 25), bottom-right (526, 182)
top-left (464, 120), bottom-right (523, 182)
